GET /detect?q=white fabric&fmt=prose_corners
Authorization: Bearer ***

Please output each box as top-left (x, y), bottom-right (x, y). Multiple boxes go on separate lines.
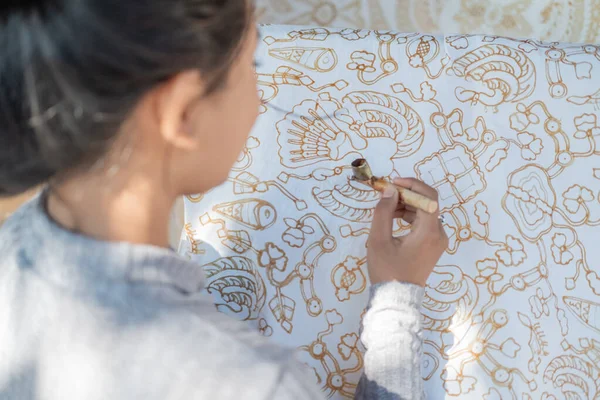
top-left (255, 0), bottom-right (600, 44)
top-left (180, 25), bottom-right (600, 399)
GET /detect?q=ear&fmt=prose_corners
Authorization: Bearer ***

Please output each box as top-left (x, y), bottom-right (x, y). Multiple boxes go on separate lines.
top-left (155, 70), bottom-right (205, 150)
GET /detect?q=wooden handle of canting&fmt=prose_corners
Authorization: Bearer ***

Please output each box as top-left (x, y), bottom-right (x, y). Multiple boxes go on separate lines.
top-left (371, 179), bottom-right (439, 214)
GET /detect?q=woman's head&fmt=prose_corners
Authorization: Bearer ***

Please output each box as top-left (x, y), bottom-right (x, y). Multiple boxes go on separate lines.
top-left (0, 0), bottom-right (258, 197)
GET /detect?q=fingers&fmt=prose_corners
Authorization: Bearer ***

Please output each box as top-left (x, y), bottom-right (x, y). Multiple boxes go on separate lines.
top-left (393, 210), bottom-right (416, 224)
top-left (369, 183), bottom-right (399, 245)
top-left (393, 178), bottom-right (439, 201)
top-left (393, 177), bottom-right (440, 233)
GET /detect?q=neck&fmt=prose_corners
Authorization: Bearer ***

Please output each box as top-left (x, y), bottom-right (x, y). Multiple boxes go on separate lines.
top-left (46, 171), bottom-right (175, 249)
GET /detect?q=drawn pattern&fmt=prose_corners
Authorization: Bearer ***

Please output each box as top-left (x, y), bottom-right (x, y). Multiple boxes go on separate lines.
top-left (181, 26), bottom-right (600, 399)
top-left (255, 0), bottom-right (600, 44)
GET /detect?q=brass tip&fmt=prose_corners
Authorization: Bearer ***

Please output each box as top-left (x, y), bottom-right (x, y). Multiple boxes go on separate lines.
top-left (351, 158), bottom-right (374, 182)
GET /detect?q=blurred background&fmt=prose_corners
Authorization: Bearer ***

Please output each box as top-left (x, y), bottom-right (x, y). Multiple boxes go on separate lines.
top-left (255, 0), bottom-right (600, 43)
top-left (2, 0), bottom-right (599, 228)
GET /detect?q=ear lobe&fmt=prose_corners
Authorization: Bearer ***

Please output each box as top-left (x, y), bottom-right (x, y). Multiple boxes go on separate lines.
top-left (157, 70), bottom-right (205, 150)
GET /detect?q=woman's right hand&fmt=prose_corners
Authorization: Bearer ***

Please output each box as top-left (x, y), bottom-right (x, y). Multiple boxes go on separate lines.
top-left (367, 178), bottom-right (448, 287)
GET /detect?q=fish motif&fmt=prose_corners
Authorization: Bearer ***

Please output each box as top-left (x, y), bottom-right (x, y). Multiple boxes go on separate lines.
top-left (564, 296), bottom-right (600, 333)
top-left (213, 199), bottom-right (277, 231)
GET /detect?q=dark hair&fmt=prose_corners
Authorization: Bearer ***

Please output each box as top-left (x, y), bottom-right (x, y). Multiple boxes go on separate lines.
top-left (0, 0), bottom-right (251, 197)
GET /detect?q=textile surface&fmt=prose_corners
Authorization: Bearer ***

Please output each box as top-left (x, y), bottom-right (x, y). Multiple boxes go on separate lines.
top-left (256, 0), bottom-right (600, 44)
top-left (181, 25), bottom-right (600, 399)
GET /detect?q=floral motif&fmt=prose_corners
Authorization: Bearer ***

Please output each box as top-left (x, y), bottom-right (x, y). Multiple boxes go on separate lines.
top-left (562, 185), bottom-right (594, 213)
top-left (446, 35), bottom-right (469, 50)
top-left (332, 256), bottom-right (366, 301)
top-left (586, 271), bottom-right (600, 295)
top-left (574, 113), bottom-right (600, 139)
top-left (442, 366), bottom-right (476, 395)
top-left (517, 132), bottom-right (543, 160)
top-left (258, 318), bottom-right (273, 337)
top-left (409, 54), bottom-right (424, 67)
top-left (509, 103), bottom-right (539, 131)
top-left (496, 235), bottom-right (526, 267)
top-left (474, 201), bottom-right (490, 225)
top-left (347, 51), bottom-right (376, 72)
top-left (500, 338), bottom-right (521, 358)
top-left (340, 28), bottom-right (370, 41)
top-left (282, 218), bottom-right (315, 248)
top-left (529, 288), bottom-right (550, 318)
top-left (325, 309), bottom-right (343, 326)
top-left (337, 333), bottom-right (359, 360)
top-left (420, 81), bottom-right (437, 101)
top-left (465, 118), bottom-right (493, 142)
top-left (476, 259), bottom-right (498, 279)
top-left (258, 243), bottom-right (288, 271)
top-left (551, 233), bottom-right (574, 265)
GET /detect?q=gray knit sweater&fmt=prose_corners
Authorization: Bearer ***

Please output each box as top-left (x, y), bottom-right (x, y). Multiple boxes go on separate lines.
top-left (0, 195), bottom-right (425, 399)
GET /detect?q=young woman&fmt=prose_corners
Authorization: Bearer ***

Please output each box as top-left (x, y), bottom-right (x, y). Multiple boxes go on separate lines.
top-left (0, 1), bottom-right (448, 399)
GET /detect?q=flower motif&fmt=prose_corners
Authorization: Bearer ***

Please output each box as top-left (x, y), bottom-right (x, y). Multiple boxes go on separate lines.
top-left (446, 35), bottom-right (469, 50)
top-left (282, 218), bottom-right (315, 248)
top-left (336, 287), bottom-right (350, 301)
top-left (517, 132), bottom-right (543, 160)
top-left (529, 288), bottom-right (549, 318)
top-left (409, 54), bottom-right (424, 67)
top-left (586, 271), bottom-right (600, 295)
top-left (562, 185), bottom-right (594, 213)
top-left (337, 333), bottom-right (359, 360)
top-left (509, 103), bottom-right (539, 131)
top-left (500, 338), bottom-right (521, 358)
top-left (420, 82), bottom-right (437, 101)
top-left (574, 113), bottom-right (600, 139)
top-left (465, 118), bottom-right (493, 142)
top-left (474, 201), bottom-right (490, 225)
top-left (258, 243), bottom-right (288, 271)
top-left (332, 256), bottom-right (366, 302)
top-left (258, 318), bottom-right (273, 337)
top-left (340, 28), bottom-right (370, 41)
top-left (476, 259), bottom-right (498, 279)
top-left (496, 235), bottom-right (526, 267)
top-left (325, 309), bottom-right (343, 326)
top-left (442, 366), bottom-right (476, 395)
top-left (347, 51), bottom-right (376, 72)
top-left (551, 233), bottom-right (574, 265)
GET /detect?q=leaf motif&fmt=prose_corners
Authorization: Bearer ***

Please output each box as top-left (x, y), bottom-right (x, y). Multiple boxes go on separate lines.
top-left (518, 312), bottom-right (532, 327)
top-left (486, 148), bottom-right (508, 172)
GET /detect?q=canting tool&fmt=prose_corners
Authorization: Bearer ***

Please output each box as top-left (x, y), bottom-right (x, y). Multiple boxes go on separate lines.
top-left (351, 158), bottom-right (439, 214)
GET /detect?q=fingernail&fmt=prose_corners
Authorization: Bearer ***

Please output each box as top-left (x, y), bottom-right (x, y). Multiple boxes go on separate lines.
top-left (382, 184), bottom-right (396, 198)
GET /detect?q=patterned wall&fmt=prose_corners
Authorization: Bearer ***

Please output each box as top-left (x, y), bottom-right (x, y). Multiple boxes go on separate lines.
top-left (182, 26), bottom-right (600, 399)
top-left (256, 0), bottom-right (600, 44)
